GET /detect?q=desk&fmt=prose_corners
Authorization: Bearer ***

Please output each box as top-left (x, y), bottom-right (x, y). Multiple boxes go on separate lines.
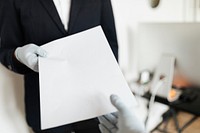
top-left (143, 87), bottom-right (200, 133)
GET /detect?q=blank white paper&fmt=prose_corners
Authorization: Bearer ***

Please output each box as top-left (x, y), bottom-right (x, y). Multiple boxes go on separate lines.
top-left (39, 26), bottom-right (136, 130)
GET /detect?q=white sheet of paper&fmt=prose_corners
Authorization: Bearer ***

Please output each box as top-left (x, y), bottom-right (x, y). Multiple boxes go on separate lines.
top-left (39, 26), bottom-right (136, 130)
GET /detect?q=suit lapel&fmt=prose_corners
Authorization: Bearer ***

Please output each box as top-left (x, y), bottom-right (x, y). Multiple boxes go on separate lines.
top-left (39, 0), bottom-right (67, 35)
top-left (68, 0), bottom-right (83, 33)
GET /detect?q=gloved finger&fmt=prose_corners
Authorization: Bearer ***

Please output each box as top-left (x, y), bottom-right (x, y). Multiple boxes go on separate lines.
top-left (111, 112), bottom-right (118, 118)
top-left (33, 65), bottom-right (39, 72)
top-left (27, 54), bottom-right (39, 72)
top-left (98, 116), bottom-right (116, 129)
top-left (110, 127), bottom-right (118, 133)
top-left (98, 124), bottom-right (111, 133)
top-left (32, 56), bottom-right (39, 72)
top-left (35, 47), bottom-right (47, 57)
top-left (104, 114), bottom-right (118, 125)
top-left (110, 95), bottom-right (129, 114)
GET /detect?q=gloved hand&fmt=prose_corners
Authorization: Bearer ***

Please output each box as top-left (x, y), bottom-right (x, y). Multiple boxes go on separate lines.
top-left (15, 44), bottom-right (47, 72)
top-left (98, 95), bottom-right (146, 133)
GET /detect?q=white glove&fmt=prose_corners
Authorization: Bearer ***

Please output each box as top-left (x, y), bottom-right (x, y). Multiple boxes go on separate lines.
top-left (98, 95), bottom-right (146, 133)
top-left (15, 44), bottom-right (47, 72)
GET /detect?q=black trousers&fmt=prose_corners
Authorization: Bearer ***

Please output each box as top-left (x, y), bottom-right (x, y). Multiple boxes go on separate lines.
top-left (33, 118), bottom-right (101, 133)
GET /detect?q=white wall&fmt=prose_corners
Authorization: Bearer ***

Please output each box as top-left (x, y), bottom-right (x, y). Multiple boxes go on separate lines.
top-left (112, 0), bottom-right (190, 81)
top-left (0, 64), bottom-right (32, 133)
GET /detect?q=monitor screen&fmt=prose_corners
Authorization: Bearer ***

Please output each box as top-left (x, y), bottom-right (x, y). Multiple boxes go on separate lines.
top-left (137, 23), bottom-right (200, 86)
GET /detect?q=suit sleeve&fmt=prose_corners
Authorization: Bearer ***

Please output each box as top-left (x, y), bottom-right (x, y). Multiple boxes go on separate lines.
top-left (0, 0), bottom-right (32, 74)
top-left (100, 0), bottom-right (118, 61)
top-left (0, 1), bottom-right (3, 31)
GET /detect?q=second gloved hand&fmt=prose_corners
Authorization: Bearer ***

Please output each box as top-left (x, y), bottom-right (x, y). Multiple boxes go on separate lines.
top-left (15, 44), bottom-right (47, 72)
top-left (98, 95), bottom-right (146, 133)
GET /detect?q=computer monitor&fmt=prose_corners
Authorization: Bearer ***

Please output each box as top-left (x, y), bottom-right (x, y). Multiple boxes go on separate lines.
top-left (137, 23), bottom-right (200, 87)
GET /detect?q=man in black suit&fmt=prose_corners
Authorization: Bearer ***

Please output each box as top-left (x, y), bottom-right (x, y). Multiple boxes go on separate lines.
top-left (0, 0), bottom-right (118, 132)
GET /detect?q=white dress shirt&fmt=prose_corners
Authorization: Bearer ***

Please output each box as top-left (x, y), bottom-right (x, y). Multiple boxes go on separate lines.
top-left (53, 0), bottom-right (71, 31)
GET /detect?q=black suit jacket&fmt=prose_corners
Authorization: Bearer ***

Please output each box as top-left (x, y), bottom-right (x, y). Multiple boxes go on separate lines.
top-left (0, 0), bottom-right (118, 131)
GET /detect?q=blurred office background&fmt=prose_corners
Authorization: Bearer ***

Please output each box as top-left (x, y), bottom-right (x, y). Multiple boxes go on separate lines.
top-left (1, 0), bottom-right (200, 132)
top-left (113, 0), bottom-right (200, 80)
